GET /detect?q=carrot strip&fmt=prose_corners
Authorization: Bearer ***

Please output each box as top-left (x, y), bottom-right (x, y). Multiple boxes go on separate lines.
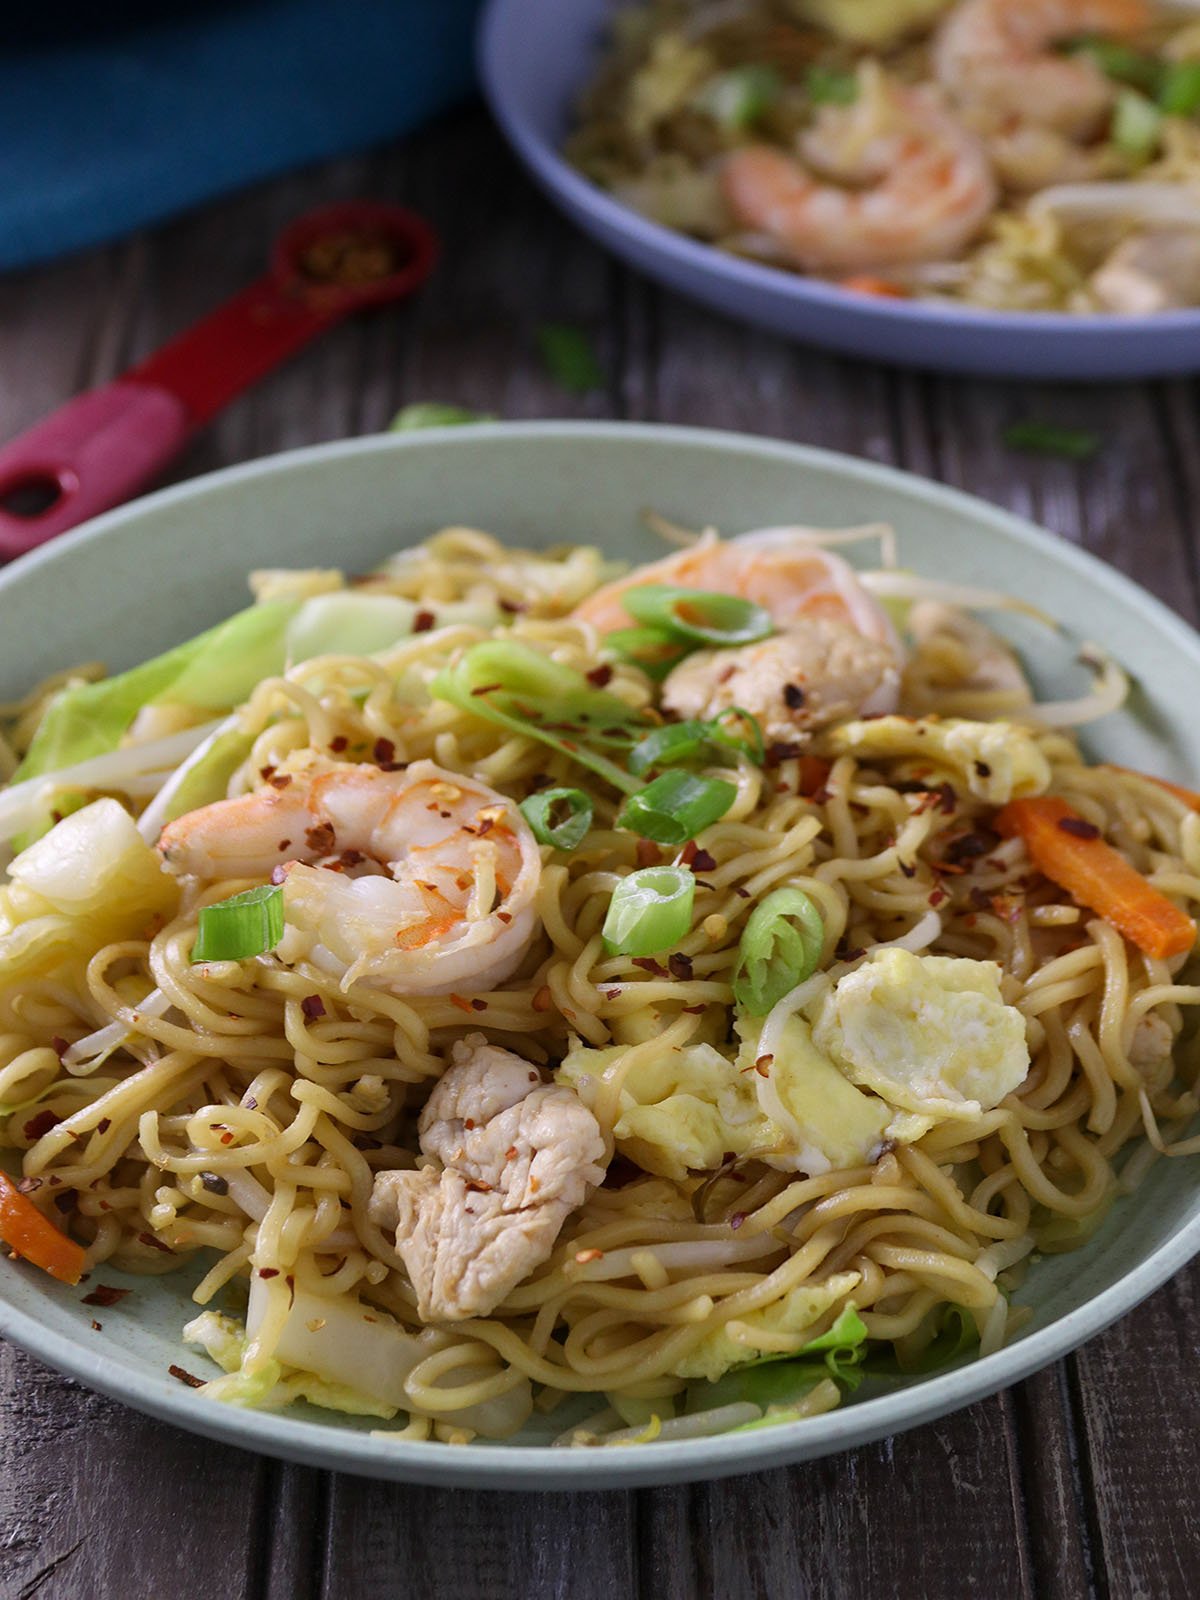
top-left (996, 796), bottom-right (1196, 961)
top-left (0, 1170), bottom-right (86, 1285)
top-left (1107, 765), bottom-right (1200, 813)
top-left (838, 274), bottom-right (908, 299)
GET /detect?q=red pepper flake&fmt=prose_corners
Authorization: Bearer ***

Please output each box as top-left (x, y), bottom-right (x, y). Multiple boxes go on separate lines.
top-left (783, 683), bottom-right (806, 710)
top-left (138, 1231), bottom-right (173, 1255)
top-left (497, 911), bottom-right (512, 925)
top-left (682, 1003), bottom-right (707, 1014)
top-left (668, 952), bottom-right (694, 981)
top-left (604, 988), bottom-right (622, 1001)
top-left (16, 1176), bottom-right (42, 1195)
top-left (97, 1118), bottom-right (111, 1134)
top-left (259, 765), bottom-right (276, 782)
top-left (267, 773), bottom-right (293, 791)
top-left (51, 1035), bottom-right (69, 1059)
top-left (301, 994), bottom-right (326, 1021)
top-left (632, 957), bottom-right (668, 977)
top-left (635, 838), bottom-right (662, 869)
top-left (305, 821), bottom-right (336, 855)
top-left (1057, 816), bottom-right (1101, 840)
top-left (449, 994), bottom-right (475, 1014)
top-left (729, 1212), bottom-right (746, 1231)
top-left (471, 998), bottom-right (488, 1012)
top-left (200, 1172), bottom-right (229, 1196)
top-left (258, 1267), bottom-right (280, 1279)
top-left (373, 737), bottom-right (397, 766)
top-left (338, 849), bottom-right (364, 869)
top-left (975, 760), bottom-right (992, 779)
top-left (498, 599), bottom-right (526, 616)
top-left (505, 1145), bottom-right (518, 1162)
top-left (765, 740), bottom-right (806, 769)
top-left (936, 782), bottom-right (957, 815)
top-left (52, 1190), bottom-right (77, 1215)
top-left (413, 609), bottom-right (436, 633)
top-left (680, 841), bottom-right (699, 867)
top-left (82, 1284), bottom-right (130, 1308)
top-left (219, 1130), bottom-right (235, 1146)
top-left (90, 1319), bottom-right (102, 1331)
top-left (169, 1364), bottom-right (205, 1389)
top-left (585, 664), bottom-right (614, 688)
top-left (574, 1248), bottom-right (604, 1265)
top-left (22, 1109), bottom-right (59, 1141)
top-left (690, 848), bottom-right (717, 873)
top-left (330, 735), bottom-right (349, 753)
top-left (470, 682), bottom-right (502, 697)
top-left (929, 888), bottom-right (948, 908)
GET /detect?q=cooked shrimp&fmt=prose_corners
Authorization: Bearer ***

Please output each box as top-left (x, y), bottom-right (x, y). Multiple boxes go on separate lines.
top-left (158, 759), bottom-right (541, 995)
top-left (575, 528), bottom-right (899, 648)
top-left (934, 0), bottom-right (1153, 138)
top-left (718, 68), bottom-right (996, 271)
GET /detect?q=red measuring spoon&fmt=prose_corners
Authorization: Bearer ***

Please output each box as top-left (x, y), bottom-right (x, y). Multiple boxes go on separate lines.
top-left (0, 200), bottom-right (439, 557)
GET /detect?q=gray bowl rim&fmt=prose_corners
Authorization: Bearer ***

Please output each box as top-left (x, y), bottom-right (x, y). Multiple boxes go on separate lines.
top-left (0, 419), bottom-right (1198, 1489)
top-left (477, 0), bottom-right (1200, 343)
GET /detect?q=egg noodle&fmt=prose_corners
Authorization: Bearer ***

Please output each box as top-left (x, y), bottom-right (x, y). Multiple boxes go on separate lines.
top-left (2, 524), bottom-right (1199, 1447)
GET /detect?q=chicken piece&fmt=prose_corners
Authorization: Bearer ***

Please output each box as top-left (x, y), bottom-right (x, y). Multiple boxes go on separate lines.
top-left (661, 617), bottom-right (901, 745)
top-left (1129, 1011), bottom-right (1175, 1069)
top-left (369, 1035), bottom-right (607, 1321)
top-left (1092, 229), bottom-right (1200, 315)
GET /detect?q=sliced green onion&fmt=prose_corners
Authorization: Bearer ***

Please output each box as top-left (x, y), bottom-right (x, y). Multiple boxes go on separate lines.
top-left (1071, 38), bottom-right (1161, 95)
top-left (536, 324), bottom-right (604, 393)
top-left (606, 626), bottom-right (692, 682)
top-left (732, 888), bottom-right (824, 1015)
top-left (389, 403), bottom-right (497, 431)
top-left (617, 771), bottom-right (737, 845)
top-left (628, 721), bottom-right (711, 777)
top-left (623, 585), bottom-right (773, 647)
top-left (805, 65), bottom-right (858, 105)
top-left (431, 640), bottom-right (649, 795)
top-left (602, 865), bottom-right (695, 956)
top-left (192, 885), bottom-right (284, 963)
top-left (1112, 88), bottom-right (1163, 161)
top-left (1001, 420), bottom-right (1101, 460)
top-left (1159, 60), bottom-right (1200, 117)
top-left (707, 706), bottom-right (765, 766)
top-left (520, 787), bottom-right (593, 851)
top-left (695, 65), bottom-right (781, 130)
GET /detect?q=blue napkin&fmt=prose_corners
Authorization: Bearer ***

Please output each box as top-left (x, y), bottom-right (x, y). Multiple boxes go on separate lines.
top-left (0, 0), bottom-right (483, 272)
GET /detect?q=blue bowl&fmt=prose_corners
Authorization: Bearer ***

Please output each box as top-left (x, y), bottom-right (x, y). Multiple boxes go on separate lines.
top-left (479, 0), bottom-right (1200, 379)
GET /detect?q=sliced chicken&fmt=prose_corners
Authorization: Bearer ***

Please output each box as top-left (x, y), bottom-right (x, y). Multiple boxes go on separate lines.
top-left (369, 1035), bottom-right (607, 1321)
top-left (1129, 1011), bottom-right (1175, 1070)
top-left (661, 617), bottom-right (901, 745)
top-left (1092, 229), bottom-right (1200, 316)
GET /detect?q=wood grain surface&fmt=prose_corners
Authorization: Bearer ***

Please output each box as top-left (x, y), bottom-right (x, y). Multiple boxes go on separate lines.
top-left (1, 108), bottom-right (1199, 1600)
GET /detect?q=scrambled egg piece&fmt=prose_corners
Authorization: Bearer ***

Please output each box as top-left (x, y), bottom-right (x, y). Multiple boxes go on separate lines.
top-left (810, 948), bottom-right (1030, 1119)
top-left (559, 1015), bottom-right (891, 1182)
top-left (785, 0), bottom-right (952, 46)
top-left (673, 1272), bottom-right (861, 1383)
top-left (826, 715), bottom-right (1051, 804)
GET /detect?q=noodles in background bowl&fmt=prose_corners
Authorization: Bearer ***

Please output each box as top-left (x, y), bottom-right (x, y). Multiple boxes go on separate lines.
top-left (1, 520), bottom-right (1198, 1447)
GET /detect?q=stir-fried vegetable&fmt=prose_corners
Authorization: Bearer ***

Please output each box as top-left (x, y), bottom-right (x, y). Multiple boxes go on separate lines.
top-left (0, 1170), bottom-right (86, 1285)
top-left (431, 640), bottom-right (650, 794)
top-left (732, 888), bottom-right (825, 1015)
top-left (388, 402), bottom-right (496, 431)
top-left (627, 708), bottom-right (764, 777)
top-left (192, 885), bottom-right (285, 963)
top-left (1001, 421), bottom-right (1101, 461)
top-left (691, 1305), bottom-right (869, 1418)
top-left (536, 324), bottom-right (604, 393)
top-left (605, 626), bottom-right (692, 681)
top-left (694, 65), bottom-right (781, 130)
top-left (519, 788), bottom-right (594, 851)
top-left (617, 771), bottom-right (737, 845)
top-left (1112, 89), bottom-right (1163, 162)
top-left (602, 865), bottom-right (695, 956)
top-left (997, 796), bottom-right (1196, 960)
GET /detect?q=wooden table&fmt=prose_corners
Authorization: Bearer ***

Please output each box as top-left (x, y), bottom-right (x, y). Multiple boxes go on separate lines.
top-left (2, 105), bottom-right (1199, 1600)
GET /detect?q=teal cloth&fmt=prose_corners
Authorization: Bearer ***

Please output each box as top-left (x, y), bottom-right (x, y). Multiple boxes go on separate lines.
top-left (0, 1), bottom-right (482, 271)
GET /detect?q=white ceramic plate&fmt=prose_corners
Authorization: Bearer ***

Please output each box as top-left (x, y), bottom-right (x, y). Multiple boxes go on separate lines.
top-left (479, 0), bottom-right (1200, 379)
top-left (1, 423), bottom-right (1198, 1488)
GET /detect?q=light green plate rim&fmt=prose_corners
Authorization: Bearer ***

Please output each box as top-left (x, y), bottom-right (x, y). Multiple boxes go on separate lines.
top-left (1, 422), bottom-right (1198, 1489)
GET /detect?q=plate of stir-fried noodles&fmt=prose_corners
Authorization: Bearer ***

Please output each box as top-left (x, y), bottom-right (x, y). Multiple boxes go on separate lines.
top-left (480, 0), bottom-right (1200, 376)
top-left (2, 422), bottom-right (1199, 1488)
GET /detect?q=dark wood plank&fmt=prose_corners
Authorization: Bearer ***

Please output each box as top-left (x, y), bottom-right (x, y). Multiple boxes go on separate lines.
top-left (0, 1342), bottom-right (267, 1600)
